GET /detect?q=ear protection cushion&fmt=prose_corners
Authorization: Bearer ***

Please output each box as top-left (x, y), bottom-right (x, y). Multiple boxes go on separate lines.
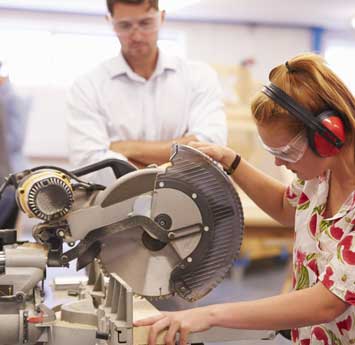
top-left (262, 84), bottom-right (346, 158)
top-left (308, 111), bottom-right (346, 157)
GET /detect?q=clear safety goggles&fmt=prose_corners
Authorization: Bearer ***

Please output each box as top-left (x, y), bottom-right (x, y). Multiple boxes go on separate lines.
top-left (259, 130), bottom-right (308, 163)
top-left (110, 12), bottom-right (161, 36)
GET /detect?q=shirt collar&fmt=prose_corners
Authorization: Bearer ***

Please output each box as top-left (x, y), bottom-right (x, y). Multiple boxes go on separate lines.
top-left (153, 49), bottom-right (178, 76)
top-left (326, 191), bottom-right (355, 221)
top-left (106, 49), bottom-right (178, 80)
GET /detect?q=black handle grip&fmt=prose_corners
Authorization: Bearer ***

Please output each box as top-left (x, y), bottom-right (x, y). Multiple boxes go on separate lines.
top-left (71, 159), bottom-right (136, 179)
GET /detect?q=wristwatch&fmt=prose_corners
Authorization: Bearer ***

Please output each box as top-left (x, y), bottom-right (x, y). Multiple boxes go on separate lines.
top-left (224, 154), bottom-right (241, 175)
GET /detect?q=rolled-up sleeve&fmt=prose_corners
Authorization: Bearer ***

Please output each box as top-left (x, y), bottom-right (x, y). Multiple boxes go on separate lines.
top-left (319, 211), bottom-right (355, 305)
top-left (320, 227), bottom-right (355, 305)
top-left (286, 177), bottom-right (305, 207)
top-left (186, 63), bottom-right (227, 146)
top-left (66, 76), bottom-right (127, 169)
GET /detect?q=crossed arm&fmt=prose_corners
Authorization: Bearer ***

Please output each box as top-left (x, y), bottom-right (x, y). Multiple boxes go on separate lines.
top-left (110, 135), bottom-right (198, 167)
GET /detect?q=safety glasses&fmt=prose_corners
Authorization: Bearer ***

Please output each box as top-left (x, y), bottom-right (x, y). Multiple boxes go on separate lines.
top-left (259, 130), bottom-right (308, 163)
top-left (109, 12), bottom-right (161, 36)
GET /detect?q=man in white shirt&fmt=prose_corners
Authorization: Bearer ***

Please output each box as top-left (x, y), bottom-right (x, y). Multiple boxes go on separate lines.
top-left (67, 0), bottom-right (227, 172)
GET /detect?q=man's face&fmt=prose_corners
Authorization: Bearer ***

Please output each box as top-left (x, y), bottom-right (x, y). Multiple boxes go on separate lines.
top-left (110, 1), bottom-right (163, 60)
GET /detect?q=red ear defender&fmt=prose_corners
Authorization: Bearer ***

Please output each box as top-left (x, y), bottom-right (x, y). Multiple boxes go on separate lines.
top-left (262, 84), bottom-right (347, 158)
top-left (313, 114), bottom-right (346, 157)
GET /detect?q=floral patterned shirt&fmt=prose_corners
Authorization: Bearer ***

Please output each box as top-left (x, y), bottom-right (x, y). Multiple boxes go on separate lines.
top-left (286, 171), bottom-right (355, 345)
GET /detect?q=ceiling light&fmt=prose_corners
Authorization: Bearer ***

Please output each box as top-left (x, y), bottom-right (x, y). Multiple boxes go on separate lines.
top-left (160, 0), bottom-right (201, 13)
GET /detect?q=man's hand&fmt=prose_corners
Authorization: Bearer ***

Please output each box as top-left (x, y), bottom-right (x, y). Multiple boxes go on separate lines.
top-left (110, 135), bottom-right (198, 167)
top-left (129, 159), bottom-right (146, 169)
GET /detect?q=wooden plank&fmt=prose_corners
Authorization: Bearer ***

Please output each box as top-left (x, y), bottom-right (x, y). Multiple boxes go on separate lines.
top-left (133, 297), bottom-right (166, 345)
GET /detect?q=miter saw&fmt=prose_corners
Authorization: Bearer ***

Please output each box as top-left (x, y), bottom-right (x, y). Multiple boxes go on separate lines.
top-left (0, 144), bottom-right (276, 345)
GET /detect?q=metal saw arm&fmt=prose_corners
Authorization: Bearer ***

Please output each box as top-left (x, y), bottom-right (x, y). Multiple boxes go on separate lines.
top-left (0, 145), bottom-right (244, 302)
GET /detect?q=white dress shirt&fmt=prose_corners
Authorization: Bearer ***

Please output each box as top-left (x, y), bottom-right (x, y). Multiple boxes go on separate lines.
top-left (67, 49), bottom-right (227, 169)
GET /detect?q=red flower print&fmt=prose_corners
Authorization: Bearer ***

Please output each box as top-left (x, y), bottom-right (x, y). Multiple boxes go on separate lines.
top-left (296, 250), bottom-right (306, 267)
top-left (338, 236), bottom-right (355, 265)
top-left (298, 192), bottom-right (309, 205)
top-left (329, 225), bottom-right (344, 240)
top-left (336, 315), bottom-right (352, 335)
top-left (300, 340), bottom-right (310, 345)
top-left (297, 192), bottom-right (310, 210)
top-left (286, 186), bottom-right (297, 200)
top-left (307, 258), bottom-right (319, 276)
top-left (308, 213), bottom-right (317, 238)
top-left (322, 266), bottom-right (334, 288)
top-left (292, 272), bottom-right (296, 289)
top-left (311, 326), bottom-right (329, 345)
top-left (291, 328), bottom-right (299, 342)
top-left (345, 290), bottom-right (355, 305)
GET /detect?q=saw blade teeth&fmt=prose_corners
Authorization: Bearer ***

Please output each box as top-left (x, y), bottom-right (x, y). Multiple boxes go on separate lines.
top-left (135, 293), bottom-right (173, 302)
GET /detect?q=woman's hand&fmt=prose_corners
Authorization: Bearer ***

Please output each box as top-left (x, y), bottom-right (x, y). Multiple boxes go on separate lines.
top-left (134, 307), bottom-right (213, 345)
top-left (188, 141), bottom-right (237, 170)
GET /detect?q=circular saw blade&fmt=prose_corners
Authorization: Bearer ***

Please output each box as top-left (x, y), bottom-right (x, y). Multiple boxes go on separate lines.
top-left (98, 187), bottom-right (203, 299)
top-left (99, 228), bottom-right (179, 298)
top-left (98, 145), bottom-right (244, 302)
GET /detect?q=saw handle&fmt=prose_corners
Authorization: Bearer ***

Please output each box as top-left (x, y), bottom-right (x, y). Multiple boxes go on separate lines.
top-left (71, 159), bottom-right (136, 179)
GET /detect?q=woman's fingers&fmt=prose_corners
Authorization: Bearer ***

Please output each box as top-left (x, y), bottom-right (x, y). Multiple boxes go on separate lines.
top-left (135, 309), bottom-right (209, 345)
top-left (187, 140), bottom-right (202, 147)
top-left (164, 320), bottom-right (181, 345)
top-left (164, 321), bottom-right (191, 345)
top-left (198, 147), bottom-right (223, 161)
top-left (133, 314), bottom-right (166, 327)
top-left (147, 316), bottom-right (171, 345)
top-left (179, 326), bottom-right (190, 345)
top-left (188, 141), bottom-right (220, 156)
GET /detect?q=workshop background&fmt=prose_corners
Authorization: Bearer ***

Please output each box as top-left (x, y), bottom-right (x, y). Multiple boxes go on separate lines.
top-left (1, 1), bottom-right (355, 344)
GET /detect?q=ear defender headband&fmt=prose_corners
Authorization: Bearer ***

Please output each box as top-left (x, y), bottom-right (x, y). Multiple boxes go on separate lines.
top-left (262, 82), bottom-right (346, 158)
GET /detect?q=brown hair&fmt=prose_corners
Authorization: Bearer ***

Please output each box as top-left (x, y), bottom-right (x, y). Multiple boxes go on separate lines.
top-left (251, 53), bottom-right (355, 144)
top-left (106, 0), bottom-right (159, 15)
